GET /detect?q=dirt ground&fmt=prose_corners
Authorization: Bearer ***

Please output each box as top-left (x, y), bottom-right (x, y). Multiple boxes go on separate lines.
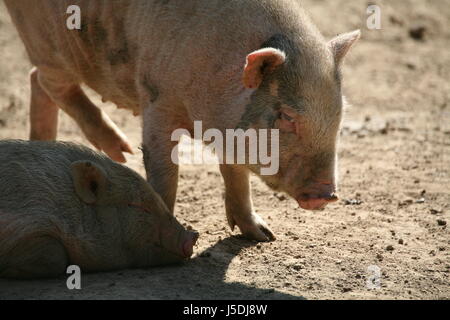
top-left (0, 0), bottom-right (448, 300)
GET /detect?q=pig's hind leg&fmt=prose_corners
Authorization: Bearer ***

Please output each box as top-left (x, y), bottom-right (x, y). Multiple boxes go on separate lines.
top-left (36, 70), bottom-right (133, 163)
top-left (0, 236), bottom-right (68, 279)
top-left (220, 164), bottom-right (276, 242)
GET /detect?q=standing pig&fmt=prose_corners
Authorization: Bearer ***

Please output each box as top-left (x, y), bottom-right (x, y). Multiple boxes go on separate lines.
top-left (0, 140), bottom-right (198, 279)
top-left (5, 0), bottom-right (360, 241)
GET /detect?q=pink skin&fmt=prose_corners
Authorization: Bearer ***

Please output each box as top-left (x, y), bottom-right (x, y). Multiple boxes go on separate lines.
top-left (296, 181), bottom-right (339, 211)
top-left (297, 196), bottom-right (338, 210)
top-left (182, 231), bottom-right (199, 258)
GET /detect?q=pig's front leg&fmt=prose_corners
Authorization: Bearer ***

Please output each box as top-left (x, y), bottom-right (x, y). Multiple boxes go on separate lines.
top-left (29, 68), bottom-right (59, 141)
top-left (142, 107), bottom-right (179, 214)
top-left (220, 164), bottom-right (276, 242)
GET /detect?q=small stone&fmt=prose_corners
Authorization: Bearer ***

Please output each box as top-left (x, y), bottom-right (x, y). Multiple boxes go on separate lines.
top-left (274, 193), bottom-right (287, 201)
top-left (389, 15), bottom-right (404, 26)
top-left (292, 265), bottom-right (303, 271)
top-left (398, 239), bottom-right (404, 245)
top-left (386, 245), bottom-right (394, 251)
top-left (409, 25), bottom-right (427, 41)
top-left (437, 220), bottom-right (447, 226)
top-left (399, 199), bottom-right (414, 207)
top-left (344, 199), bottom-right (363, 206)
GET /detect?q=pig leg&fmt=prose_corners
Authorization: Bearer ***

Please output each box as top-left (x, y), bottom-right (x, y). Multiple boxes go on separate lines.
top-left (0, 236), bottom-right (68, 279)
top-left (142, 107), bottom-right (180, 214)
top-left (29, 68), bottom-right (59, 141)
top-left (220, 164), bottom-right (276, 242)
top-left (37, 73), bottom-right (133, 163)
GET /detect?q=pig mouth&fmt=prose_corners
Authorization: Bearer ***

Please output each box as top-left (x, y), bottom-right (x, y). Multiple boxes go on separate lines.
top-left (297, 194), bottom-right (339, 211)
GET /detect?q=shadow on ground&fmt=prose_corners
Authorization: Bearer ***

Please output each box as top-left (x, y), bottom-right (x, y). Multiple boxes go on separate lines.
top-left (0, 236), bottom-right (304, 300)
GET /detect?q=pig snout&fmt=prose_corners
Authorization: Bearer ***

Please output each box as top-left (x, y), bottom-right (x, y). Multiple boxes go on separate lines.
top-left (297, 182), bottom-right (338, 211)
top-left (181, 231), bottom-right (199, 258)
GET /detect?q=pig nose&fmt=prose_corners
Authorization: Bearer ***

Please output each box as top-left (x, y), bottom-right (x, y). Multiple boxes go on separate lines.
top-left (297, 195), bottom-right (338, 210)
top-left (182, 231), bottom-right (199, 258)
top-left (297, 182), bottom-right (338, 211)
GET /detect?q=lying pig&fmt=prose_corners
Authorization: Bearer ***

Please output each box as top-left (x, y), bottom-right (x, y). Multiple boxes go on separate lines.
top-left (0, 140), bottom-right (198, 279)
top-left (5, 0), bottom-right (360, 241)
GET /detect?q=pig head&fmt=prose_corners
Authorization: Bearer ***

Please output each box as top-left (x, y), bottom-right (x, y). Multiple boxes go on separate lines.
top-left (241, 31), bottom-right (361, 210)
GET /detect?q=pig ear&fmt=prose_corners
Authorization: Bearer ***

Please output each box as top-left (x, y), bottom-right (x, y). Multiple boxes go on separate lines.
top-left (243, 48), bottom-right (286, 89)
top-left (328, 30), bottom-right (361, 65)
top-left (71, 161), bottom-right (109, 204)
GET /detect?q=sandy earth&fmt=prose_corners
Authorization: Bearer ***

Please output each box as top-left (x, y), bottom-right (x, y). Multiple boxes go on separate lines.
top-left (0, 0), bottom-right (448, 300)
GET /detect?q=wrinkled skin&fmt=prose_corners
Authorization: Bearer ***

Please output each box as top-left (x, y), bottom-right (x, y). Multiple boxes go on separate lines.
top-left (5, 0), bottom-right (360, 242)
top-left (0, 140), bottom-right (198, 279)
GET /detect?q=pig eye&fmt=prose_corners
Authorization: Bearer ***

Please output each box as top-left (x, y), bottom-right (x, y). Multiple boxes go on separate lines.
top-left (280, 112), bottom-right (294, 123)
top-left (278, 111), bottom-right (296, 133)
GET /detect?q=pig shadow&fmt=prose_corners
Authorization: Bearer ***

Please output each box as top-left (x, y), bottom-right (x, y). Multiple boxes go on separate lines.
top-left (0, 236), bottom-right (305, 300)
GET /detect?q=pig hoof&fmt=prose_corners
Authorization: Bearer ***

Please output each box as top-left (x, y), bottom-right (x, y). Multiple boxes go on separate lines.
top-left (89, 130), bottom-right (133, 163)
top-left (101, 142), bottom-right (132, 163)
top-left (236, 213), bottom-right (276, 242)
